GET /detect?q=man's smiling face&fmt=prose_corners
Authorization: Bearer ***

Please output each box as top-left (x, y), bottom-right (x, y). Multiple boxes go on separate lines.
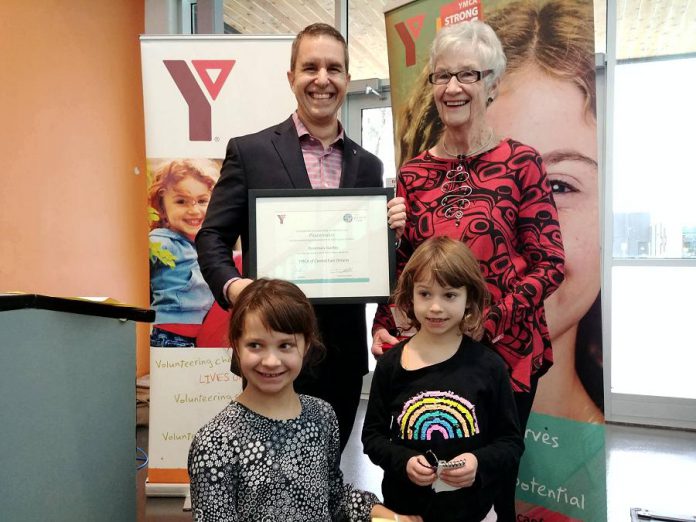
top-left (287, 35), bottom-right (350, 130)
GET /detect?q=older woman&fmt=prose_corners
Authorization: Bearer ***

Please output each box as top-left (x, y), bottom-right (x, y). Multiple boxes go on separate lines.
top-left (372, 20), bottom-right (565, 519)
top-left (391, 0), bottom-right (603, 425)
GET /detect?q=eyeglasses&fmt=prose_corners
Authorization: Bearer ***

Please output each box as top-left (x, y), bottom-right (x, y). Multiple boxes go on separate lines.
top-left (428, 69), bottom-right (493, 85)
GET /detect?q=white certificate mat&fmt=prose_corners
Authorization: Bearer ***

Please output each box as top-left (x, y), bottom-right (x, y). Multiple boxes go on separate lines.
top-left (249, 188), bottom-right (395, 303)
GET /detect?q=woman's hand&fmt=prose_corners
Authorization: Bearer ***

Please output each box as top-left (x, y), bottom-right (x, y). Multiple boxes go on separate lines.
top-left (387, 196), bottom-right (407, 240)
top-left (371, 328), bottom-right (398, 357)
top-left (439, 453), bottom-right (478, 488)
top-left (406, 455), bottom-right (437, 486)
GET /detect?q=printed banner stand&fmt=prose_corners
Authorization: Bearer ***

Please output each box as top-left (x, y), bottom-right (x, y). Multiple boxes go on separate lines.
top-left (146, 348), bottom-right (241, 496)
top-left (517, 413), bottom-right (606, 521)
top-left (140, 35), bottom-right (296, 496)
top-left (384, 1), bottom-right (606, 519)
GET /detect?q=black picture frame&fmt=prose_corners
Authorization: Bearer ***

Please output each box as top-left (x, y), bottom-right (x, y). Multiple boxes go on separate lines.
top-left (248, 187), bottom-right (396, 304)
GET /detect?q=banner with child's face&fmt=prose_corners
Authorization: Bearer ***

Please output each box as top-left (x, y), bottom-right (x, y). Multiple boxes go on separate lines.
top-left (140, 35), bottom-right (296, 488)
top-left (385, 1), bottom-right (605, 520)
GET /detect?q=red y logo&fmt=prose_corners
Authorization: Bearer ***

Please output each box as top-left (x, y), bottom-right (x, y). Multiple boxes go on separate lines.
top-left (164, 59), bottom-right (236, 141)
top-left (394, 15), bottom-right (426, 67)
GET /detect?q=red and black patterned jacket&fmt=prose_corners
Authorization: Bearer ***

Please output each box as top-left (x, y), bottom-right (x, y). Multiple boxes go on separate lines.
top-left (374, 139), bottom-right (565, 393)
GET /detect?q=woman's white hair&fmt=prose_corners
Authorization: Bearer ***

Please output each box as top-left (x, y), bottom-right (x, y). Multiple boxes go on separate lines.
top-left (429, 20), bottom-right (507, 87)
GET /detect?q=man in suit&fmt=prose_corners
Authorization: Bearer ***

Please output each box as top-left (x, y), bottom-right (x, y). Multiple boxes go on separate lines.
top-left (196, 22), bottom-right (405, 451)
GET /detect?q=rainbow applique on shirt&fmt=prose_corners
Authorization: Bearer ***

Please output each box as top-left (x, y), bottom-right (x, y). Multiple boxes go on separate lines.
top-left (397, 391), bottom-right (479, 441)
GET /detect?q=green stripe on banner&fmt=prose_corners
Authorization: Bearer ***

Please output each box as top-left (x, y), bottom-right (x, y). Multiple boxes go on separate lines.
top-left (290, 278), bottom-right (370, 284)
top-left (517, 412), bottom-right (606, 521)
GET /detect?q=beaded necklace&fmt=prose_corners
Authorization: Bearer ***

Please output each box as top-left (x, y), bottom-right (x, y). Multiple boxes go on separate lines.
top-left (438, 132), bottom-right (497, 227)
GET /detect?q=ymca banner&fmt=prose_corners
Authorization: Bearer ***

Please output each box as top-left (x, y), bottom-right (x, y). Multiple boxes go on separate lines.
top-left (385, 0), bottom-right (605, 520)
top-left (140, 35), bottom-right (297, 494)
top-left (141, 35), bottom-right (297, 158)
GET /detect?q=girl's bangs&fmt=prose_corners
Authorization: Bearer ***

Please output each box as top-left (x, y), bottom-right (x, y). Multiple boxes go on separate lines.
top-left (414, 257), bottom-right (465, 289)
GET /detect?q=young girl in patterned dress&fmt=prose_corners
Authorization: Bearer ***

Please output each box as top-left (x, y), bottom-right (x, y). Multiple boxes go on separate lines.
top-left (188, 278), bottom-right (419, 522)
top-left (362, 237), bottom-right (523, 522)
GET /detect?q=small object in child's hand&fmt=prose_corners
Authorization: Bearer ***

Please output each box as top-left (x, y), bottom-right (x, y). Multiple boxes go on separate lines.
top-left (424, 449), bottom-right (439, 469)
top-left (424, 450), bottom-right (466, 470)
top-left (432, 456), bottom-right (468, 493)
top-left (439, 458), bottom-right (466, 470)
top-left (425, 450), bottom-right (468, 492)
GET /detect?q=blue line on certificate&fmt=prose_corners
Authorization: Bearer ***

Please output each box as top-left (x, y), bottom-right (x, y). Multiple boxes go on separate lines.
top-left (290, 278), bottom-right (370, 284)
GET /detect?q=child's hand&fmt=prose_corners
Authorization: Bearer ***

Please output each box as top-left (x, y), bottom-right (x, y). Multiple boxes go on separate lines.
top-left (439, 453), bottom-right (478, 488)
top-left (406, 455), bottom-right (437, 486)
top-left (227, 278), bottom-right (253, 305)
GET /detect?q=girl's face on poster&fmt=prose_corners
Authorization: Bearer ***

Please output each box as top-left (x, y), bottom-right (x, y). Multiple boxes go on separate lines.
top-left (487, 65), bottom-right (600, 340)
top-left (236, 311), bottom-right (306, 399)
top-left (161, 177), bottom-right (211, 241)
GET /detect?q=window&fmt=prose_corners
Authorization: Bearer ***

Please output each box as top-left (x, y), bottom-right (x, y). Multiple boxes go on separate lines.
top-left (612, 56), bottom-right (696, 259)
top-left (607, 0), bottom-right (696, 429)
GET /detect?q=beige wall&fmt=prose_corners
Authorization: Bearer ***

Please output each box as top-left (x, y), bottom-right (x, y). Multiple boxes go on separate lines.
top-left (0, 1), bottom-right (150, 376)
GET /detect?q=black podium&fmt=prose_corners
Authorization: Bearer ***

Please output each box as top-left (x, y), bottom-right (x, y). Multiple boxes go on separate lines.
top-left (0, 294), bottom-right (153, 521)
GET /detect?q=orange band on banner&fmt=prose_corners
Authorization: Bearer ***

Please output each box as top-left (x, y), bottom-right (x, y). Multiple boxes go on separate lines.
top-left (148, 468), bottom-right (190, 483)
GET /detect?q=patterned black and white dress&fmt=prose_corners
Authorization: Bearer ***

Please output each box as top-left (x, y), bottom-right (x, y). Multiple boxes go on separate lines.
top-left (188, 394), bottom-right (379, 521)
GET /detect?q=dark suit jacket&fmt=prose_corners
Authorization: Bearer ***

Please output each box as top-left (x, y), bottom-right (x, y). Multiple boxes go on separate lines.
top-left (196, 116), bottom-right (383, 376)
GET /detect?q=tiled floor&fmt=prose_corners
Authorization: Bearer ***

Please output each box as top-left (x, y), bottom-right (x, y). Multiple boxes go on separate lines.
top-left (139, 400), bottom-right (696, 521)
top-left (604, 424), bottom-right (696, 521)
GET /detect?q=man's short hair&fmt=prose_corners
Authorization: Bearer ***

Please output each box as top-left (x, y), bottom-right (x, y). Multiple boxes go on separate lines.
top-left (290, 23), bottom-right (349, 73)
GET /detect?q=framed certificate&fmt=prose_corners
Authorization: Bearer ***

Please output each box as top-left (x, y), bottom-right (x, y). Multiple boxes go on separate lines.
top-left (248, 188), bottom-right (396, 304)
